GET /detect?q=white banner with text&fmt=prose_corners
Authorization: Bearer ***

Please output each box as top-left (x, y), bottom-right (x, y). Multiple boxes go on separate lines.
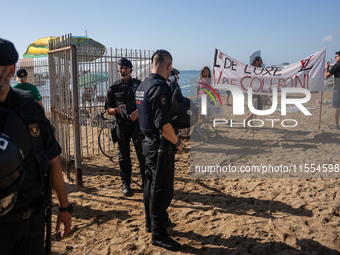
top-left (213, 48), bottom-right (326, 94)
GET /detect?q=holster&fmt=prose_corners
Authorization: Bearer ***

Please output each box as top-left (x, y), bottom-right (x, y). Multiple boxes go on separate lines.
top-left (116, 119), bottom-right (132, 125)
top-left (110, 125), bottom-right (118, 143)
top-left (144, 134), bottom-right (159, 149)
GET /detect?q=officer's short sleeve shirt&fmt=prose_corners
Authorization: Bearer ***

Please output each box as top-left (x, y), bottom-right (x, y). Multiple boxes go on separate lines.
top-left (147, 80), bottom-right (173, 129)
top-left (105, 80), bottom-right (120, 110)
top-left (3, 89), bottom-right (61, 160)
top-left (42, 117), bottom-right (62, 160)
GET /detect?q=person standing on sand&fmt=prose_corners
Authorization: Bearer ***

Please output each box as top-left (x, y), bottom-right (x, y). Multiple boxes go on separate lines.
top-left (245, 56), bottom-right (264, 130)
top-left (136, 50), bottom-right (183, 251)
top-left (105, 58), bottom-right (145, 197)
top-left (325, 51), bottom-right (340, 130)
top-left (0, 38), bottom-right (71, 255)
top-left (12, 68), bottom-right (43, 107)
top-left (196, 66), bottom-right (211, 98)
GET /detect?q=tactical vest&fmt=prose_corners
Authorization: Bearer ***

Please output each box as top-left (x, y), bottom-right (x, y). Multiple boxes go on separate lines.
top-left (136, 78), bottom-right (172, 134)
top-left (113, 78), bottom-right (140, 118)
top-left (6, 89), bottom-right (50, 212)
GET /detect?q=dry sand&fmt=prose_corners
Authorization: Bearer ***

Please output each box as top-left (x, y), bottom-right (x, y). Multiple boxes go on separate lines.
top-left (51, 90), bottom-right (340, 255)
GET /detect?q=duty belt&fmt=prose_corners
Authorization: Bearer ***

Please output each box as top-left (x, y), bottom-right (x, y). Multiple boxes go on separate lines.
top-left (0, 206), bottom-right (39, 223)
top-left (116, 119), bottom-right (133, 125)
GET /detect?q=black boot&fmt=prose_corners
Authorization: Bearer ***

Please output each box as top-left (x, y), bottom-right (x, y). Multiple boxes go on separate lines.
top-left (151, 234), bottom-right (181, 251)
top-left (122, 183), bottom-right (133, 197)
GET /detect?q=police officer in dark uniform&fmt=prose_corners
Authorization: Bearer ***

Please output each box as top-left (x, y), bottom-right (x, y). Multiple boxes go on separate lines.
top-left (136, 50), bottom-right (184, 251)
top-left (105, 58), bottom-right (145, 197)
top-left (0, 38), bottom-right (72, 255)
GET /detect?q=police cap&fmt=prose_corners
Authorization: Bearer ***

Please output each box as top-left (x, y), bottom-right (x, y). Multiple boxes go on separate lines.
top-left (0, 38), bottom-right (19, 66)
top-left (118, 58), bottom-right (132, 68)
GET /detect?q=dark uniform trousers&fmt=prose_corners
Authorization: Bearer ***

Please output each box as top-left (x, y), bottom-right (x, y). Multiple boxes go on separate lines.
top-left (143, 137), bottom-right (175, 237)
top-left (116, 121), bottom-right (145, 186)
top-left (0, 211), bottom-right (45, 255)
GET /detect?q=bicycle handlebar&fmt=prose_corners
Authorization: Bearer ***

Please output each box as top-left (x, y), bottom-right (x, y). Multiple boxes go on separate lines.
top-left (100, 111), bottom-right (108, 120)
top-left (100, 111), bottom-right (130, 120)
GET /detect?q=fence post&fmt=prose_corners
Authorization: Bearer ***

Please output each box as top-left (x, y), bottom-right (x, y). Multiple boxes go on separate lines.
top-left (70, 45), bottom-right (83, 187)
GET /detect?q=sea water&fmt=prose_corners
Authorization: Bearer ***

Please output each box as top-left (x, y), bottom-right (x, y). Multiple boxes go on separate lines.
top-left (177, 71), bottom-right (334, 98)
top-left (10, 71), bottom-right (334, 109)
top-left (177, 70), bottom-right (200, 97)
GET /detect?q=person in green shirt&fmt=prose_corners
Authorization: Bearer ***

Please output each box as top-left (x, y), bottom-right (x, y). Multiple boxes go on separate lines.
top-left (12, 68), bottom-right (43, 107)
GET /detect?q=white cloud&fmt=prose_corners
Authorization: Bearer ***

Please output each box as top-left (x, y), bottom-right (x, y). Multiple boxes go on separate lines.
top-left (321, 35), bottom-right (333, 42)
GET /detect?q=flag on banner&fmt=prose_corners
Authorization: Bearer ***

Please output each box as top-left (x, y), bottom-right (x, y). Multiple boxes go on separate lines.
top-left (212, 48), bottom-right (326, 94)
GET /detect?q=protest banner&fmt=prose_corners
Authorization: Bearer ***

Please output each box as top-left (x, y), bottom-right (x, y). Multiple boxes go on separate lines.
top-left (212, 48), bottom-right (326, 94)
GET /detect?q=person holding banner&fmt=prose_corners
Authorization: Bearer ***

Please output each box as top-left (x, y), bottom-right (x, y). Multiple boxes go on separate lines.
top-left (245, 56), bottom-right (264, 130)
top-left (325, 51), bottom-right (340, 130)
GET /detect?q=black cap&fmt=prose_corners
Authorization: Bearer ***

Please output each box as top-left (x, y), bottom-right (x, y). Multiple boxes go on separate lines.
top-left (118, 58), bottom-right (132, 68)
top-left (0, 38), bottom-right (19, 66)
top-left (16, 69), bottom-right (28, 78)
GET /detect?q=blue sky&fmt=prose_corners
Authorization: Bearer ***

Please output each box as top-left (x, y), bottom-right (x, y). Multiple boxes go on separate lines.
top-left (1, 0), bottom-right (339, 70)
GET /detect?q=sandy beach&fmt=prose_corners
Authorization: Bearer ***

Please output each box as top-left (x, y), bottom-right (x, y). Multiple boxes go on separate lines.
top-left (50, 89), bottom-right (340, 255)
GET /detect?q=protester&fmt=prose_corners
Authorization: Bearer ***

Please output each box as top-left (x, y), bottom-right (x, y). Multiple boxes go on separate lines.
top-left (0, 38), bottom-right (71, 254)
top-left (136, 49), bottom-right (183, 251)
top-left (245, 56), bottom-right (264, 129)
top-left (196, 66), bottom-right (211, 98)
top-left (325, 51), bottom-right (340, 130)
top-left (225, 90), bottom-right (232, 106)
top-left (105, 58), bottom-right (145, 196)
top-left (12, 68), bottom-right (43, 107)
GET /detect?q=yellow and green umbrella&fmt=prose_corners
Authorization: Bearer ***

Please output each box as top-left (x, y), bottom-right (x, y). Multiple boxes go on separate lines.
top-left (23, 36), bottom-right (57, 58)
top-left (23, 36), bottom-right (105, 60)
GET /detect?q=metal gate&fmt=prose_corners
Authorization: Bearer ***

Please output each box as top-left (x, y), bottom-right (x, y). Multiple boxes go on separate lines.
top-left (47, 33), bottom-right (154, 187)
top-left (48, 35), bottom-right (82, 186)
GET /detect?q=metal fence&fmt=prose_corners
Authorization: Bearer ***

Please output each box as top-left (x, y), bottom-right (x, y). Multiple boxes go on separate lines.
top-left (77, 48), bottom-right (153, 157)
top-left (10, 58), bottom-right (51, 116)
top-left (10, 34), bottom-right (153, 185)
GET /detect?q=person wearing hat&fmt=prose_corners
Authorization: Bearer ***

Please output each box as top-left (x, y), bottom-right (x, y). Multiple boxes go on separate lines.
top-left (105, 57), bottom-right (145, 197)
top-left (0, 38), bottom-right (72, 254)
top-left (12, 68), bottom-right (43, 107)
top-left (136, 50), bottom-right (184, 251)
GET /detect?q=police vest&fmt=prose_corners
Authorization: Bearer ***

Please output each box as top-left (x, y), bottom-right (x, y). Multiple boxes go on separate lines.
top-left (5, 89), bottom-right (51, 212)
top-left (136, 78), bottom-right (171, 134)
top-left (112, 78), bottom-right (140, 118)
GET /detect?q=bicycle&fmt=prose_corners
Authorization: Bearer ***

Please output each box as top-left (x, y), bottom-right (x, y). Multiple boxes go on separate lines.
top-left (98, 111), bottom-right (120, 159)
top-left (98, 108), bottom-right (144, 159)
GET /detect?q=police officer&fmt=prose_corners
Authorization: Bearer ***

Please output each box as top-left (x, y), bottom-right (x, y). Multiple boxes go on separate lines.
top-left (105, 58), bottom-right (145, 197)
top-left (136, 50), bottom-right (184, 251)
top-left (0, 38), bottom-right (72, 255)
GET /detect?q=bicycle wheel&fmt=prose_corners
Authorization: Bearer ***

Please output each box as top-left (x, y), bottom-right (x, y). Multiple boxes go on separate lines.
top-left (98, 122), bottom-right (119, 159)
